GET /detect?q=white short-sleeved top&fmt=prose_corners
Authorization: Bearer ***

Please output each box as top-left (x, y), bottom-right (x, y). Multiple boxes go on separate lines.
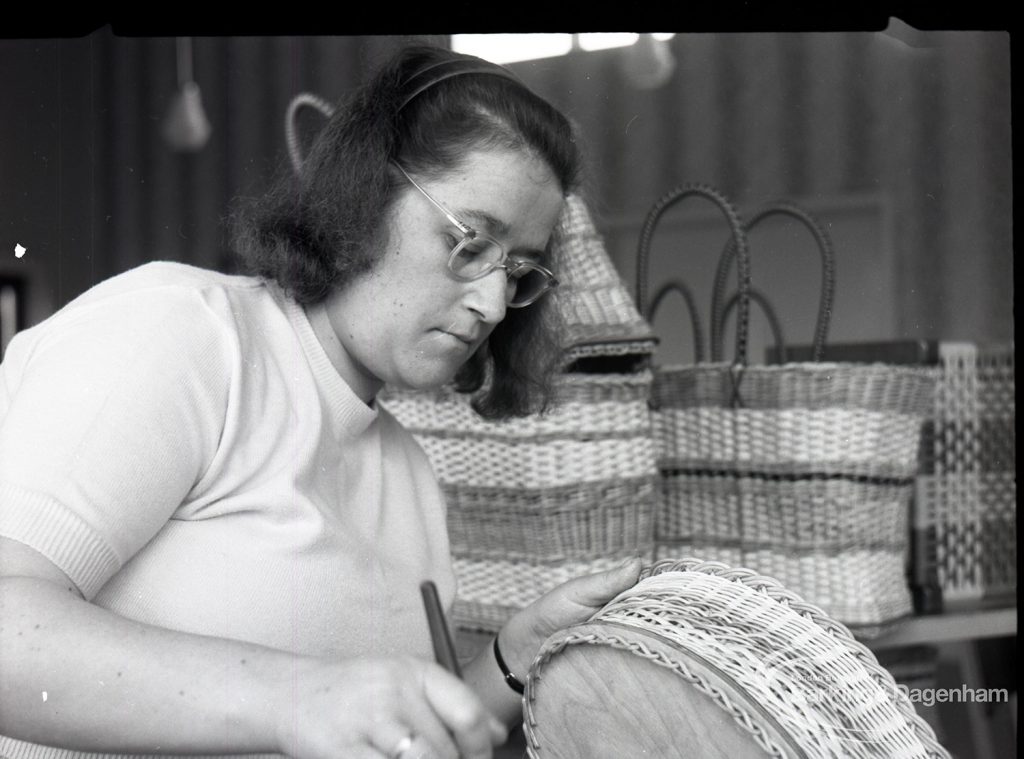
top-left (0, 261), bottom-right (455, 662)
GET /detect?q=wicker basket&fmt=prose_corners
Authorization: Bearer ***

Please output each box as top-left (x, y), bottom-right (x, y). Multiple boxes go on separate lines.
top-left (637, 188), bottom-right (938, 632)
top-left (383, 194), bottom-right (658, 636)
top-left (554, 195), bottom-right (658, 366)
top-left (524, 558), bottom-right (951, 758)
top-left (914, 342), bottom-right (1016, 603)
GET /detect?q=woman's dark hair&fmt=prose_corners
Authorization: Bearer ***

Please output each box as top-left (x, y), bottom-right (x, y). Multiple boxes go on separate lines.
top-left (232, 45), bottom-right (582, 419)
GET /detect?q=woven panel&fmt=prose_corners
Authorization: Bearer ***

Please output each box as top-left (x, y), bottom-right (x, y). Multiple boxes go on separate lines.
top-left (653, 363), bottom-right (936, 415)
top-left (416, 434), bottom-right (654, 489)
top-left (385, 372), bottom-right (652, 432)
top-left (451, 554), bottom-right (636, 633)
top-left (445, 477), bottom-right (655, 561)
top-left (657, 476), bottom-right (913, 551)
top-left (915, 343), bottom-right (1016, 601)
top-left (654, 408), bottom-right (927, 477)
top-left (525, 560), bottom-right (951, 759)
top-left (652, 362), bottom-right (938, 629)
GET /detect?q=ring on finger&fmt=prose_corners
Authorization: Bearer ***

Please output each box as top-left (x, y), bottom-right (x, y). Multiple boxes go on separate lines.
top-left (388, 734), bottom-right (415, 759)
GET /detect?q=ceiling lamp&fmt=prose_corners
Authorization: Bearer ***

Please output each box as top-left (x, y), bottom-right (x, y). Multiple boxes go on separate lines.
top-left (162, 37), bottom-right (212, 152)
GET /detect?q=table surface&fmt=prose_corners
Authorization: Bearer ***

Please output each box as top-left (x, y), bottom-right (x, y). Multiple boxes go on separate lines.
top-left (867, 601), bottom-right (1017, 649)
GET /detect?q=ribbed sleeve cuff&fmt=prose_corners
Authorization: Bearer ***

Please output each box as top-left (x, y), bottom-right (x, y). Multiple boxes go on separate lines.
top-left (0, 482), bottom-right (121, 599)
top-left (0, 735), bottom-right (283, 759)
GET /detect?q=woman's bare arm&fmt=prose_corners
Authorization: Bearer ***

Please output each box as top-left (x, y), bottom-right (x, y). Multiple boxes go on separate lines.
top-left (0, 537), bottom-right (503, 758)
top-left (0, 536), bottom-right (299, 753)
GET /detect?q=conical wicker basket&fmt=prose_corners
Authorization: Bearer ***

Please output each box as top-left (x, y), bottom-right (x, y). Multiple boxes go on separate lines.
top-left (553, 194), bottom-right (658, 365)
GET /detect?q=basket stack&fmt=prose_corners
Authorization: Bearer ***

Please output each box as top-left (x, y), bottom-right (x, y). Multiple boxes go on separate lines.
top-left (915, 342), bottom-right (1016, 603)
top-left (382, 194), bottom-right (658, 636)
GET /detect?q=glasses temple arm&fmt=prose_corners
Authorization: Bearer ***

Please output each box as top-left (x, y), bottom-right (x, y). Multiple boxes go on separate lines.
top-left (392, 162), bottom-right (474, 236)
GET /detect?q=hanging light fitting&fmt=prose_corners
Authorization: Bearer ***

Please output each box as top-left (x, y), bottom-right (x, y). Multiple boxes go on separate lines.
top-left (162, 37), bottom-right (212, 152)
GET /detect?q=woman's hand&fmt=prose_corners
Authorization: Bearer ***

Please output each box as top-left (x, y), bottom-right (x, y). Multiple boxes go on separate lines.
top-left (497, 557), bottom-right (643, 682)
top-left (0, 537), bottom-right (504, 759)
top-left (278, 656), bottom-right (507, 759)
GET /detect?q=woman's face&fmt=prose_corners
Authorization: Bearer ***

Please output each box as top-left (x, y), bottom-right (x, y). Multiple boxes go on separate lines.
top-left (311, 147), bottom-right (565, 402)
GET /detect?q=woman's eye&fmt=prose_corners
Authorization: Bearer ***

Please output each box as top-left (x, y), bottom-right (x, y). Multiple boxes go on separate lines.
top-left (505, 260), bottom-right (533, 279)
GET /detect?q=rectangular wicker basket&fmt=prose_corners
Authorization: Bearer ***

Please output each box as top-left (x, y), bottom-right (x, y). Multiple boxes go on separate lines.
top-left (384, 371), bottom-right (656, 633)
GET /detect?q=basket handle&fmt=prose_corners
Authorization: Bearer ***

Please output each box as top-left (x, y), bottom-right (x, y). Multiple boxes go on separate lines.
top-left (635, 184), bottom-right (751, 365)
top-left (285, 92), bottom-right (335, 176)
top-left (645, 279), bottom-right (706, 363)
top-left (709, 202), bottom-right (836, 363)
top-left (718, 288), bottom-right (788, 364)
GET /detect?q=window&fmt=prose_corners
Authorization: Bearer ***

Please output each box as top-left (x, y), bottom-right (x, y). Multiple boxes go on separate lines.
top-left (451, 33), bottom-right (676, 65)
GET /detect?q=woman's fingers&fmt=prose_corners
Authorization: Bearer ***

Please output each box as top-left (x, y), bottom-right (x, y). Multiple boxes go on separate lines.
top-left (280, 656), bottom-right (502, 759)
top-left (529, 556), bottom-right (642, 628)
top-left (421, 665), bottom-right (505, 759)
top-left (373, 727), bottom-right (431, 759)
top-left (372, 661), bottom-right (501, 759)
top-left (497, 557), bottom-right (644, 676)
top-left (392, 684), bottom-right (461, 759)
top-left (557, 557), bottom-right (643, 608)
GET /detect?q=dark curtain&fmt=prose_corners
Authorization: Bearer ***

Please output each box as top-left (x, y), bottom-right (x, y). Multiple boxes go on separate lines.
top-left (0, 32), bottom-right (443, 324)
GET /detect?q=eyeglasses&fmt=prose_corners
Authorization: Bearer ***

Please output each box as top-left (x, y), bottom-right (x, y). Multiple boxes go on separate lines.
top-left (392, 162), bottom-right (559, 308)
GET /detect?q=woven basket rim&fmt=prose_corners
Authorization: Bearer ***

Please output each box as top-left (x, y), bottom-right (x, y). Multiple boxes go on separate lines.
top-left (525, 558), bottom-right (949, 759)
top-left (526, 619), bottom-right (803, 758)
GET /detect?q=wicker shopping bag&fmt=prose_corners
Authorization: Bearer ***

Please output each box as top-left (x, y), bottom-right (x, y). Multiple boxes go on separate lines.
top-left (383, 195), bottom-right (659, 640)
top-left (637, 185), bottom-right (938, 632)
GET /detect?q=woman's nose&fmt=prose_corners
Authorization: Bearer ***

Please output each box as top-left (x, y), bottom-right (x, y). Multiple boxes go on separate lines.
top-left (464, 269), bottom-right (508, 324)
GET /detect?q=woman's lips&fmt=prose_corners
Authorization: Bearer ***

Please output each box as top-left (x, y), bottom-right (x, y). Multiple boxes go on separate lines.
top-left (434, 329), bottom-right (474, 347)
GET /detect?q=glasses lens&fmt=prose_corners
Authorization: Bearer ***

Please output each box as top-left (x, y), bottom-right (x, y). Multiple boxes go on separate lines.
top-left (450, 235), bottom-right (504, 279)
top-left (448, 236), bottom-right (556, 307)
top-left (507, 266), bottom-right (554, 307)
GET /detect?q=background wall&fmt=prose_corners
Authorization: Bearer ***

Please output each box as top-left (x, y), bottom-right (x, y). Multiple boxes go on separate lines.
top-left (0, 33), bottom-right (441, 331)
top-left (0, 31), bottom-right (1013, 365)
top-left (507, 31), bottom-right (1013, 365)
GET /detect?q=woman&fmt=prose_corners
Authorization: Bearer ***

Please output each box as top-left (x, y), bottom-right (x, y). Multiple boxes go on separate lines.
top-left (0, 45), bottom-right (640, 759)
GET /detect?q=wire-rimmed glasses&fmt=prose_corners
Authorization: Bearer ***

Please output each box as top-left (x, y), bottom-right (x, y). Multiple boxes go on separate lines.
top-left (392, 162), bottom-right (559, 308)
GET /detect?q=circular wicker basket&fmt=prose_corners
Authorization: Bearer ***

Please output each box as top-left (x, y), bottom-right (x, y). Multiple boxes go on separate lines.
top-left (524, 559), bottom-right (950, 759)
